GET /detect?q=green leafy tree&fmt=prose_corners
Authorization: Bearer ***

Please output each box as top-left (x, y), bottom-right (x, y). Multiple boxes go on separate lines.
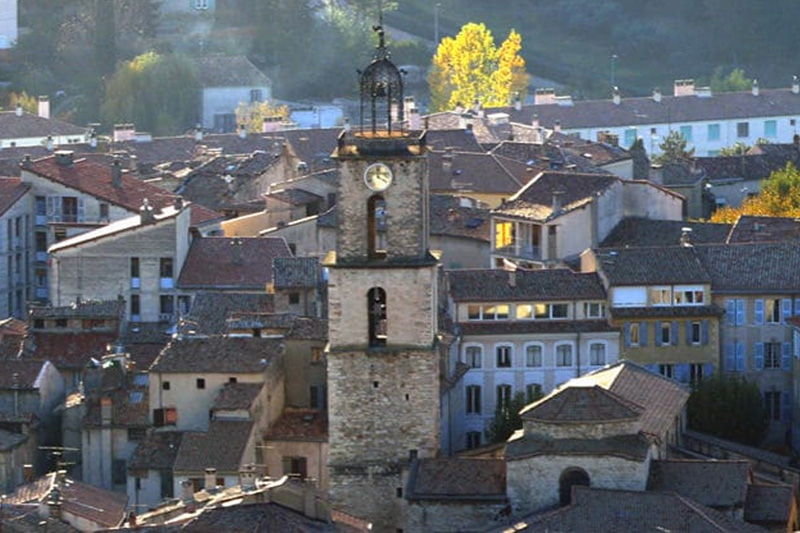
top-left (718, 142), bottom-right (750, 156)
top-left (653, 130), bottom-right (695, 164)
top-left (709, 67), bottom-right (752, 93)
top-left (101, 52), bottom-right (199, 136)
top-left (628, 137), bottom-right (651, 180)
top-left (428, 23), bottom-right (529, 112)
top-left (487, 391), bottom-right (540, 443)
top-left (687, 374), bottom-right (767, 445)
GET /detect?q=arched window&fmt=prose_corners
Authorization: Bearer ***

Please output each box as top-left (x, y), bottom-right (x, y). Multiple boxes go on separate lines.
top-left (559, 467), bottom-right (590, 506)
top-left (367, 196), bottom-right (387, 259)
top-left (368, 287), bottom-right (387, 347)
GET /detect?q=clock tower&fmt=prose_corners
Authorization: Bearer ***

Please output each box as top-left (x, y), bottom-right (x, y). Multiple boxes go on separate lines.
top-left (325, 23), bottom-right (440, 531)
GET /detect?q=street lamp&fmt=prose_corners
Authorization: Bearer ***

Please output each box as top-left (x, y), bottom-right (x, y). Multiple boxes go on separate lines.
top-left (434, 3), bottom-right (442, 45)
top-left (611, 54), bottom-right (618, 89)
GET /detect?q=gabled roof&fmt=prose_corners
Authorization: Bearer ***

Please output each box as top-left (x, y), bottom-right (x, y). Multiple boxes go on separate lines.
top-left (0, 111), bottom-right (89, 139)
top-left (600, 217), bottom-right (732, 248)
top-left (448, 268), bottom-right (606, 302)
top-left (212, 382), bottom-right (263, 411)
top-left (177, 237), bottom-right (292, 289)
top-left (695, 241), bottom-right (800, 291)
top-left (128, 431), bottom-right (185, 471)
top-left (696, 145), bottom-right (800, 181)
top-left (494, 170), bottom-right (618, 222)
top-left (425, 128), bottom-right (489, 153)
top-left (194, 55), bottom-right (271, 88)
top-left (265, 408), bottom-right (328, 441)
top-left (406, 458), bottom-right (506, 502)
top-left (647, 459), bottom-right (751, 509)
top-left (24, 154), bottom-right (179, 212)
top-left (593, 245), bottom-right (711, 286)
top-left (59, 477), bottom-right (128, 528)
top-left (428, 150), bottom-right (522, 194)
top-left (273, 257), bottom-right (320, 288)
top-left (521, 385), bottom-right (643, 423)
top-left (429, 194), bottom-right (490, 242)
top-left (179, 291), bottom-right (275, 336)
top-left (506, 486), bottom-right (766, 532)
top-left (0, 359), bottom-right (50, 389)
top-left (423, 111), bottom-right (504, 144)
top-left (0, 177), bottom-right (30, 216)
top-left (181, 501), bottom-right (333, 532)
top-left (281, 128), bottom-right (340, 173)
top-left (29, 331), bottom-right (119, 370)
top-left (150, 336), bottom-right (283, 374)
top-left (173, 420), bottom-right (254, 473)
top-left (727, 215), bottom-right (800, 243)
top-left (29, 298), bottom-right (124, 320)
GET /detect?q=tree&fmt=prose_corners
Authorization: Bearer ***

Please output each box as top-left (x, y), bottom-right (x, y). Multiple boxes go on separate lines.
top-left (486, 391), bottom-right (539, 443)
top-left (628, 137), bottom-right (651, 180)
top-left (235, 101), bottom-right (290, 133)
top-left (709, 67), bottom-right (752, 93)
top-left (428, 23), bottom-right (529, 112)
top-left (687, 374), bottom-right (767, 445)
top-left (101, 52), bottom-right (199, 136)
top-left (711, 163), bottom-right (800, 222)
top-left (653, 130), bottom-right (694, 164)
top-left (718, 142), bottom-right (750, 156)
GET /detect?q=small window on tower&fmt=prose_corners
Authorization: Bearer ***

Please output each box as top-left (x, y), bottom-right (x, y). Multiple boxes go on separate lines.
top-left (367, 196), bottom-right (387, 259)
top-left (368, 287), bottom-right (387, 347)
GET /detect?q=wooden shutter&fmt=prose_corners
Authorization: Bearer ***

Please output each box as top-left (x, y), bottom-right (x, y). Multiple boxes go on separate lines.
top-left (782, 342), bottom-right (792, 370)
top-left (671, 321), bottom-right (679, 346)
top-left (640, 322), bottom-right (648, 346)
top-left (736, 342), bottom-right (745, 371)
top-left (754, 299), bottom-right (765, 325)
top-left (754, 342), bottom-right (764, 369)
top-left (783, 299), bottom-right (793, 322)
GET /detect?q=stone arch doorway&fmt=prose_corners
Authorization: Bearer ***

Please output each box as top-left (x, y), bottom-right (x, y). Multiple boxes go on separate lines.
top-left (558, 467), bottom-right (590, 506)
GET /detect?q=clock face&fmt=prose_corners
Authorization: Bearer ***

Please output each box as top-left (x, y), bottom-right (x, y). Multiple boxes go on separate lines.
top-left (364, 163), bottom-right (393, 192)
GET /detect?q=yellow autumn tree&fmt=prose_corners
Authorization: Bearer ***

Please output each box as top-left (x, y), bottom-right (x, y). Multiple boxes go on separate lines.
top-left (235, 101), bottom-right (290, 133)
top-left (710, 163), bottom-right (800, 222)
top-left (428, 23), bottom-right (529, 112)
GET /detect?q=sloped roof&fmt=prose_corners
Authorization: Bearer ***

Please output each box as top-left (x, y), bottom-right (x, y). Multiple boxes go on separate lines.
top-left (212, 382), bottom-right (264, 411)
top-left (521, 386), bottom-right (643, 423)
top-left (150, 337), bottom-right (283, 374)
top-left (458, 319), bottom-right (617, 336)
top-left (695, 241), bottom-right (800, 291)
top-left (0, 177), bottom-right (30, 216)
top-left (425, 128), bottom-right (488, 153)
top-left (0, 359), bottom-right (49, 389)
top-left (174, 420), bottom-right (254, 474)
top-left (494, 171), bottom-right (618, 222)
top-left (647, 459), bottom-right (750, 509)
top-left (448, 268), bottom-right (606, 302)
top-left (429, 194), bottom-right (490, 241)
top-left (727, 215), bottom-right (800, 243)
top-left (428, 150), bottom-right (522, 195)
top-left (179, 291), bottom-right (274, 336)
top-left (194, 55), bottom-right (271, 88)
top-left (594, 245), bottom-right (711, 286)
top-left (406, 458), bottom-right (506, 501)
top-left (265, 408), bottom-right (327, 441)
top-left (59, 478), bottom-right (128, 528)
top-left (128, 431), bottom-right (185, 471)
top-left (0, 111), bottom-right (89, 139)
top-left (28, 298), bottom-right (124, 320)
top-left (281, 128), bottom-right (340, 173)
top-left (273, 257), bottom-right (320, 288)
top-left (745, 483), bottom-right (796, 524)
top-left (600, 218), bottom-right (732, 248)
top-left (505, 486), bottom-right (766, 532)
top-left (181, 501), bottom-right (333, 532)
top-left (177, 237), bottom-right (292, 289)
top-left (84, 374), bottom-right (149, 428)
top-left (27, 331), bottom-right (119, 370)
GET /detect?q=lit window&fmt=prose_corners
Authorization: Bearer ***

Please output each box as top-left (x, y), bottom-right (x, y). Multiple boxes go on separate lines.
top-left (630, 323), bottom-right (640, 346)
top-left (495, 221), bottom-right (514, 249)
top-left (650, 287), bottom-right (671, 306)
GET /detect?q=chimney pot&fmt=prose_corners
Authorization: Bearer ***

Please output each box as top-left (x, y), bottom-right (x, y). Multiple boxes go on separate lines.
top-left (46, 135), bottom-right (54, 151)
top-left (204, 468), bottom-right (217, 491)
top-left (653, 87), bottom-right (662, 103)
top-left (612, 87), bottom-right (621, 105)
top-left (140, 198), bottom-right (155, 224)
top-left (752, 79), bottom-right (760, 97)
top-left (238, 124), bottom-right (247, 139)
top-left (38, 96), bottom-right (50, 119)
top-left (793, 76), bottom-right (800, 95)
top-left (14, 103), bottom-right (23, 117)
top-left (195, 124), bottom-right (203, 141)
top-left (54, 150), bottom-right (73, 166)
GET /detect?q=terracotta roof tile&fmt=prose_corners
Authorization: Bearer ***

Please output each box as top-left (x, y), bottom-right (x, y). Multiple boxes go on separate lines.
top-left (29, 331), bottom-right (119, 370)
top-left (182, 502), bottom-right (333, 532)
top-left (174, 420), bottom-right (254, 473)
top-left (0, 359), bottom-right (49, 389)
top-left (407, 458), bottom-right (506, 501)
top-left (177, 237), bottom-right (292, 289)
top-left (428, 150), bottom-right (522, 194)
top-left (265, 408), bottom-right (327, 441)
top-left (273, 257), bottom-right (320, 288)
top-left (521, 386), bottom-right (643, 423)
top-left (59, 478), bottom-right (128, 528)
top-left (84, 373), bottom-right (149, 428)
top-left (212, 382), bottom-right (264, 411)
top-left (150, 337), bottom-right (283, 374)
top-left (425, 128), bottom-right (488, 153)
top-left (128, 431), bottom-right (185, 471)
top-left (28, 298), bottom-right (124, 320)
top-left (429, 194), bottom-right (490, 241)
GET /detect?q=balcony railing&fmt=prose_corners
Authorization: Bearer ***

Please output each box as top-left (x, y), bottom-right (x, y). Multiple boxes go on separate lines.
top-left (493, 243), bottom-right (542, 261)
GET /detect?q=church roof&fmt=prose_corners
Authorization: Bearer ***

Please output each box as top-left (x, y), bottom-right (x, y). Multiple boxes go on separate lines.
top-left (521, 385), bottom-right (643, 423)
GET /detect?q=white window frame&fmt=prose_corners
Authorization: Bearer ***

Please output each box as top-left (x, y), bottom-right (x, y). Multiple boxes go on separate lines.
top-left (584, 301), bottom-right (604, 318)
top-left (463, 343), bottom-right (483, 369)
top-left (650, 286), bottom-right (672, 306)
top-left (588, 341), bottom-right (607, 366)
top-left (524, 342), bottom-right (544, 368)
top-left (555, 342), bottom-right (574, 367)
top-left (495, 344), bottom-right (513, 368)
top-left (673, 285), bottom-right (705, 306)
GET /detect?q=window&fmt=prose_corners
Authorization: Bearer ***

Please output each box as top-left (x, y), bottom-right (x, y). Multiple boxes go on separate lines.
top-left (467, 305), bottom-right (481, 320)
top-left (311, 347), bottom-right (324, 365)
top-left (464, 346), bottom-right (482, 368)
top-left (765, 299), bottom-right (781, 323)
top-left (533, 303), bottom-right (568, 319)
top-left (589, 343), bottom-right (606, 366)
top-left (690, 364), bottom-right (704, 385)
top-left (229, 377), bottom-right (238, 384)
top-left (764, 119), bottom-right (777, 138)
top-left (283, 457), bottom-right (307, 479)
top-left (726, 299), bottom-right (746, 326)
top-left (624, 128), bottom-right (637, 147)
top-left (466, 385), bottom-right (481, 414)
top-left (99, 203), bottom-right (109, 220)
top-left (367, 287), bottom-right (387, 347)
top-left (310, 385), bottom-right (326, 409)
top-left (660, 322), bottom-right (671, 345)
top-left (250, 89), bottom-right (263, 103)
top-left (690, 321), bottom-right (702, 345)
top-left (112, 459), bottom-right (127, 485)
top-left (650, 287), bottom-right (671, 306)
top-left (466, 431), bottom-right (482, 449)
top-left (62, 197), bottom-right (79, 222)
top-left (584, 302), bottom-right (604, 318)
top-left (526, 383), bottom-right (542, 403)
top-left (289, 292), bottom-right (300, 305)
top-left (162, 381), bottom-right (171, 390)
top-left (659, 364), bottom-right (674, 379)
top-left (496, 384), bottom-right (512, 410)
top-left (153, 407), bottom-right (177, 427)
top-left (556, 344), bottom-right (572, 367)
top-left (55, 318), bottom-right (67, 328)
top-left (707, 123), bottom-right (720, 141)
top-left (130, 294), bottom-right (140, 320)
top-left (367, 196), bottom-right (387, 259)
top-left (764, 391), bottom-right (781, 421)
top-left (630, 323), bottom-right (641, 346)
top-left (130, 257), bottom-right (140, 287)
top-left (495, 221), bottom-right (514, 249)
top-left (35, 232), bottom-right (47, 254)
top-left (737, 121), bottom-right (749, 138)
top-left (195, 0), bottom-right (209, 9)
top-left (196, 378), bottom-right (206, 389)
top-left (160, 258), bottom-right (174, 289)
top-left (679, 125), bottom-right (692, 141)
top-left (471, 305), bottom-right (510, 320)
top-left (674, 287), bottom-right (704, 305)
top-left (128, 428), bottom-right (146, 442)
top-left (525, 345), bottom-right (542, 367)
top-left (764, 342), bottom-right (781, 369)
top-left (496, 345), bottom-right (512, 368)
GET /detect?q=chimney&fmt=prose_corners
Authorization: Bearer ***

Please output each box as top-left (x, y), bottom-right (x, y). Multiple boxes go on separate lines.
top-left (793, 76), bottom-right (800, 95)
top-left (673, 79), bottom-right (695, 97)
top-left (46, 135), bottom-right (54, 151)
top-left (472, 99), bottom-right (481, 115)
top-left (680, 227), bottom-right (693, 247)
top-left (14, 103), bottom-right (23, 117)
top-left (101, 397), bottom-right (112, 425)
top-left (408, 108), bottom-right (421, 130)
top-left (47, 488), bottom-right (62, 520)
top-left (173, 196), bottom-right (184, 211)
top-left (612, 87), bottom-right (621, 105)
top-left (54, 150), bottom-right (73, 166)
top-left (38, 96), bottom-right (50, 119)
top-left (195, 124), bottom-right (203, 141)
top-left (180, 480), bottom-right (194, 503)
top-left (534, 88), bottom-right (557, 105)
top-left (652, 87), bottom-right (662, 103)
top-left (514, 92), bottom-right (522, 111)
top-left (140, 198), bottom-right (155, 224)
top-left (238, 123), bottom-right (247, 139)
top-left (752, 79), bottom-right (759, 97)
top-left (532, 114), bottom-right (540, 129)
top-left (553, 120), bottom-right (562, 133)
top-left (21, 155), bottom-right (32, 169)
top-left (239, 464), bottom-right (257, 490)
top-left (129, 154), bottom-right (138, 172)
top-left (231, 237), bottom-right (243, 264)
top-left (204, 468), bottom-right (217, 491)
top-left (442, 147), bottom-right (454, 172)
top-left (89, 132), bottom-right (98, 149)
top-left (552, 190), bottom-right (564, 213)
top-left (112, 158), bottom-right (123, 188)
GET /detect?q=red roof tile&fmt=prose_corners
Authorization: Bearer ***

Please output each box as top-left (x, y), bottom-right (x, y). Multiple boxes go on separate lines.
top-left (29, 331), bottom-right (118, 370)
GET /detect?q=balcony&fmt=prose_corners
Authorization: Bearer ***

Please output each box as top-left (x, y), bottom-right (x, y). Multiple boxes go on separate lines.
top-left (493, 243), bottom-right (542, 261)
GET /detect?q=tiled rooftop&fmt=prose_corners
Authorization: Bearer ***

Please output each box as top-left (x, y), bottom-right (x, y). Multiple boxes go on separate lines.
top-left (521, 386), bottom-right (643, 423)
top-left (0, 110), bottom-right (89, 138)
top-left (128, 431), bottom-right (185, 471)
top-left (179, 291), bottom-right (274, 336)
top-left (448, 268), bottom-right (606, 302)
top-left (647, 459), bottom-right (750, 509)
top-left (173, 420), bottom-right (254, 473)
top-left (600, 217), bottom-right (732, 248)
top-left (28, 298), bottom-right (124, 320)
top-left (695, 241), bottom-right (800, 291)
top-left (727, 215), bottom-right (800, 243)
top-left (0, 359), bottom-right (49, 389)
top-left (744, 483), bottom-right (796, 524)
top-left (273, 257), bottom-right (320, 288)
top-left (265, 408), bottom-right (327, 441)
top-left (429, 194), bottom-right (490, 242)
top-left (407, 458), bottom-right (506, 501)
top-left (212, 382), bottom-right (264, 411)
top-left (150, 337), bottom-right (283, 374)
top-left (27, 331), bottom-right (119, 370)
top-left (0, 177), bottom-right (30, 216)
top-left (594, 245), bottom-right (711, 286)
